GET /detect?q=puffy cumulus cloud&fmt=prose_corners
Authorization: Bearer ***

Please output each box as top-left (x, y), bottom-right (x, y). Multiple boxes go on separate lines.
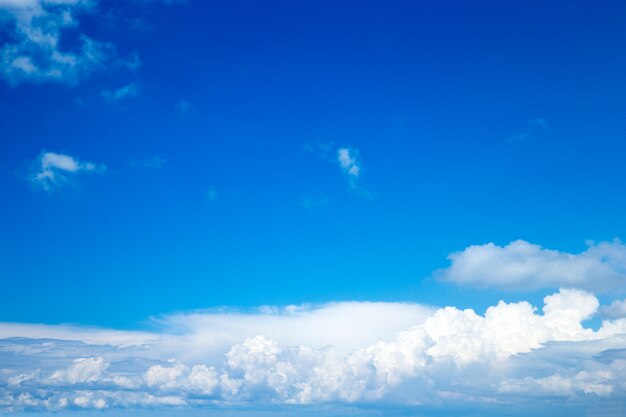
top-left (422, 289), bottom-right (600, 365)
top-left (144, 362), bottom-right (218, 395)
top-left (29, 150), bottom-right (105, 191)
top-left (0, 0), bottom-right (121, 84)
top-left (1, 291), bottom-right (626, 413)
top-left (438, 239), bottom-right (626, 292)
top-left (50, 357), bottom-right (108, 384)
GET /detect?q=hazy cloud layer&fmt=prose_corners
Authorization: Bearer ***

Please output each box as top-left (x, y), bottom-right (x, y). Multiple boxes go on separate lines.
top-left (1, 290), bottom-right (626, 413)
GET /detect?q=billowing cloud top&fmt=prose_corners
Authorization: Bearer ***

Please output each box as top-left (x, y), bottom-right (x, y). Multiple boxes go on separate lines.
top-left (1, 289), bottom-right (626, 414)
top-left (438, 239), bottom-right (626, 292)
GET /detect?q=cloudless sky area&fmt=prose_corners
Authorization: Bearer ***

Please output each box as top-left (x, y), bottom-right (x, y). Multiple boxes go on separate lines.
top-left (2, 0), bottom-right (626, 327)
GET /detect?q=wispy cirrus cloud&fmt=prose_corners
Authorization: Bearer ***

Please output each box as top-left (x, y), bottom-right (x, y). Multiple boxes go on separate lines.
top-left (29, 150), bottom-right (105, 191)
top-left (1, 290), bottom-right (626, 413)
top-left (130, 155), bottom-right (166, 169)
top-left (101, 83), bottom-right (139, 102)
top-left (508, 118), bottom-right (548, 142)
top-left (438, 239), bottom-right (626, 292)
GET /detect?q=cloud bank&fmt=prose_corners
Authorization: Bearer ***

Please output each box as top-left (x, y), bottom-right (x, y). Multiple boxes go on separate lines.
top-left (438, 239), bottom-right (626, 292)
top-left (1, 290), bottom-right (626, 414)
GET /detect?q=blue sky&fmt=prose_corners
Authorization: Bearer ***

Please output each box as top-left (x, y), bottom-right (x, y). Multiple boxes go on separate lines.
top-left (1, 0), bottom-right (626, 416)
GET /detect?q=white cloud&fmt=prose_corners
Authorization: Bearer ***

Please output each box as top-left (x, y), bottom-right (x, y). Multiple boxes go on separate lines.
top-left (144, 362), bottom-right (187, 388)
top-left (601, 298), bottom-right (626, 319)
top-left (29, 150), bottom-right (105, 191)
top-left (144, 362), bottom-right (219, 395)
top-left (438, 239), bottom-right (626, 291)
top-left (0, 0), bottom-right (119, 84)
top-left (8, 370), bottom-right (40, 386)
top-left (304, 143), bottom-right (372, 196)
top-left (0, 322), bottom-right (158, 346)
top-left (101, 83), bottom-right (139, 102)
top-left (50, 357), bottom-right (108, 384)
top-left (1, 290), bottom-right (626, 412)
top-left (336, 146), bottom-right (375, 197)
top-left (73, 394), bottom-right (107, 409)
top-left (499, 369), bottom-right (617, 398)
top-left (337, 148), bottom-right (360, 178)
top-left (154, 302), bottom-right (434, 361)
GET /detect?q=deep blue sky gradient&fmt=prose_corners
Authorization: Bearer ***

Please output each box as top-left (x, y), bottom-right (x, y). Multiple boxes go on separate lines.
top-left (1, 0), bottom-right (626, 327)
